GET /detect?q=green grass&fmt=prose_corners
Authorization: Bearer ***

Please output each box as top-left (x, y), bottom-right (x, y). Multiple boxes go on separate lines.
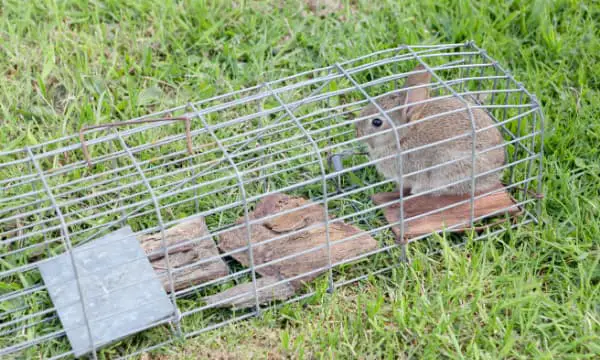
top-left (1, 0), bottom-right (599, 359)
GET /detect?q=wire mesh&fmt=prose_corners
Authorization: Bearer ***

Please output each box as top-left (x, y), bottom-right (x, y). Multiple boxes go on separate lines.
top-left (0, 42), bottom-right (544, 359)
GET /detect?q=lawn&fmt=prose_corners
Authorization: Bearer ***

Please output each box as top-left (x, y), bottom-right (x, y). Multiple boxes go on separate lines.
top-left (0, 0), bottom-right (599, 359)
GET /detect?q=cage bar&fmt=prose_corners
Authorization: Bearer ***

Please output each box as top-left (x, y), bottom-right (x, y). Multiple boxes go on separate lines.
top-left (0, 42), bottom-right (543, 359)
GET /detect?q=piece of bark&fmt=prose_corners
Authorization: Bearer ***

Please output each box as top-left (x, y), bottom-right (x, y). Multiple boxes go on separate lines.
top-left (217, 193), bottom-right (378, 302)
top-left (371, 183), bottom-right (522, 241)
top-left (138, 216), bottom-right (229, 292)
top-left (204, 276), bottom-right (296, 310)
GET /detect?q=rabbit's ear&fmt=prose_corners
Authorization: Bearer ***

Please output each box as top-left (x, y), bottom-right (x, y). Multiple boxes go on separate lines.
top-left (402, 64), bottom-right (431, 120)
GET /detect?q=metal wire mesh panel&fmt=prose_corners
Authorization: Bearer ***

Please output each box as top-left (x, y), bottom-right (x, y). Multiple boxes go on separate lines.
top-left (0, 42), bottom-right (543, 359)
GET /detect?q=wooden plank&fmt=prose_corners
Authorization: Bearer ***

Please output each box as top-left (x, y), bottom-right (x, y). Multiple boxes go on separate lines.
top-left (214, 193), bottom-right (378, 308)
top-left (139, 216), bottom-right (229, 292)
top-left (204, 276), bottom-right (296, 310)
top-left (371, 183), bottom-right (522, 240)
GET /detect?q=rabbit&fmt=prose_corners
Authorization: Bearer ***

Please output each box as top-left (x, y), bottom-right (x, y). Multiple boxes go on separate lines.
top-left (355, 64), bottom-right (505, 197)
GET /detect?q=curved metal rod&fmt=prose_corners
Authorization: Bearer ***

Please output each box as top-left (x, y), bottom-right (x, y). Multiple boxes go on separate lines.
top-left (187, 102), bottom-right (263, 314)
top-left (24, 147), bottom-right (99, 360)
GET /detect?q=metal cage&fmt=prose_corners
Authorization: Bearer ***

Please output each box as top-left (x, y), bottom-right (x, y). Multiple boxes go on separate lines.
top-left (0, 42), bottom-right (543, 359)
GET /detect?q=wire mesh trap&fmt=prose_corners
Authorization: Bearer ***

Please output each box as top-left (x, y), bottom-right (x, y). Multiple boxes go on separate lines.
top-left (0, 42), bottom-right (544, 359)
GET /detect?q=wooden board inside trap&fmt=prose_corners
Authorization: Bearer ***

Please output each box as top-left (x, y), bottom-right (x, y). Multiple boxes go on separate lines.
top-left (139, 216), bottom-right (229, 292)
top-left (212, 193), bottom-right (378, 309)
top-left (371, 184), bottom-right (522, 240)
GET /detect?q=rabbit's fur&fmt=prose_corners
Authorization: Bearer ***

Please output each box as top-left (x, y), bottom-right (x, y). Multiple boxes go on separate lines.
top-left (355, 64), bottom-right (505, 196)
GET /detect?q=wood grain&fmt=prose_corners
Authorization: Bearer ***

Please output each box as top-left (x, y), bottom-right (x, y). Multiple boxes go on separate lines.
top-left (213, 193), bottom-right (378, 308)
top-left (139, 216), bottom-right (229, 292)
top-left (371, 183), bottom-right (522, 241)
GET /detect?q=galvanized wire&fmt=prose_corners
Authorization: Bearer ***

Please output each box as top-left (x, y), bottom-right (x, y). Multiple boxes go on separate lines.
top-left (0, 42), bottom-right (543, 359)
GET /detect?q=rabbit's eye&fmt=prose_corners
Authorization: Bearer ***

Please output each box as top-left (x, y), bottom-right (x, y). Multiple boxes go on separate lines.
top-left (372, 118), bottom-right (383, 127)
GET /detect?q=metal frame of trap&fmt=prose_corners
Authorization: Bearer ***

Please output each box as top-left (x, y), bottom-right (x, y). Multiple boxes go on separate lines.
top-left (0, 41), bottom-right (544, 359)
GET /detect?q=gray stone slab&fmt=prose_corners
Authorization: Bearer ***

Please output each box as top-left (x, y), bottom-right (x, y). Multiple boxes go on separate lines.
top-left (38, 226), bottom-right (175, 357)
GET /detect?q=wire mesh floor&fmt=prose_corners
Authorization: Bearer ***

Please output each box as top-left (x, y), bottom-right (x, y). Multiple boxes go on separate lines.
top-left (0, 42), bottom-right (543, 359)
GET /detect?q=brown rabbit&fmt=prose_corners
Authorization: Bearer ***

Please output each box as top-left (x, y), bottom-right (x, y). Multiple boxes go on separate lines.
top-left (355, 64), bottom-right (505, 196)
